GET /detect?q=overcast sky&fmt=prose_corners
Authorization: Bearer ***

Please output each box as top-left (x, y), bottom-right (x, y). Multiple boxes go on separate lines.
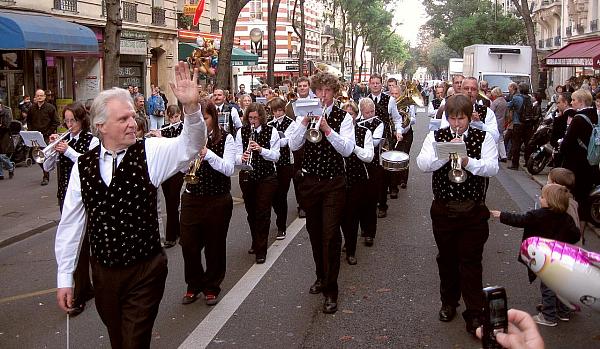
top-left (390, 0), bottom-right (428, 47)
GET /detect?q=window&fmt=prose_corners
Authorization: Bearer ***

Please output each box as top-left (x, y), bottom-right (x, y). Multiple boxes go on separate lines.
top-left (54, 0), bottom-right (77, 12)
top-left (250, 0), bottom-right (262, 20)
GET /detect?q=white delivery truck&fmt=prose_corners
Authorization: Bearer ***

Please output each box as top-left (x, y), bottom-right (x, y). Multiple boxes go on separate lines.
top-left (462, 44), bottom-right (532, 93)
top-left (448, 58), bottom-right (463, 79)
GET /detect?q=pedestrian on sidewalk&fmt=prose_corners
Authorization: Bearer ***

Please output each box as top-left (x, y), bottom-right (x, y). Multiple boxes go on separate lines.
top-left (55, 62), bottom-right (207, 348)
top-left (28, 89), bottom-right (59, 185)
top-left (490, 183), bottom-right (580, 326)
top-left (0, 99), bottom-right (15, 180)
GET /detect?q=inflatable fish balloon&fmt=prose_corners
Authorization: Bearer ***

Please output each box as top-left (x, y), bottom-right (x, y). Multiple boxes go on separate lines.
top-left (520, 237), bottom-right (600, 312)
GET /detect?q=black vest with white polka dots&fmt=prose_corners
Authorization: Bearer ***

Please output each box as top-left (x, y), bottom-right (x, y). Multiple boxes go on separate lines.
top-left (185, 130), bottom-right (231, 196)
top-left (370, 94), bottom-right (392, 137)
top-left (78, 140), bottom-right (161, 267)
top-left (160, 122), bottom-right (183, 138)
top-left (272, 116), bottom-right (293, 167)
top-left (57, 132), bottom-right (94, 203)
top-left (302, 106), bottom-right (345, 179)
top-left (241, 124), bottom-right (276, 181)
top-left (432, 127), bottom-right (487, 202)
top-left (362, 117), bottom-right (383, 169)
top-left (344, 125), bottom-right (369, 186)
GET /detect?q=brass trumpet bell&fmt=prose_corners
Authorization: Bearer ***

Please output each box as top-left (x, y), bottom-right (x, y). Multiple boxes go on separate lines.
top-left (396, 81), bottom-right (424, 128)
top-left (305, 115), bottom-right (323, 143)
top-left (448, 152), bottom-right (467, 183)
top-left (184, 157), bottom-right (202, 184)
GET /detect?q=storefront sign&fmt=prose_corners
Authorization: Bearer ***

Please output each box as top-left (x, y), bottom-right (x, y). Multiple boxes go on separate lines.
top-left (119, 64), bottom-right (143, 89)
top-left (183, 5), bottom-right (197, 16)
top-left (122, 30), bottom-right (148, 40)
top-left (121, 39), bottom-right (147, 55)
top-left (546, 57), bottom-right (593, 67)
top-left (594, 54), bottom-right (600, 69)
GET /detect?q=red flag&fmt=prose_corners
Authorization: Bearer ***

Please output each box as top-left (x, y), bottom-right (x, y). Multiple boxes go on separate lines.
top-left (192, 0), bottom-right (206, 26)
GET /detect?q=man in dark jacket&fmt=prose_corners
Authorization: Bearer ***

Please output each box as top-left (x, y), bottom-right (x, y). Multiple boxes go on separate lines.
top-left (28, 89), bottom-right (59, 185)
top-left (0, 99), bottom-right (15, 179)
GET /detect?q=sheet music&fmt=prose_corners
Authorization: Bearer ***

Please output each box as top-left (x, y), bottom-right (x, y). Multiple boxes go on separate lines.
top-left (255, 97), bottom-right (267, 105)
top-left (19, 131), bottom-right (47, 147)
top-left (434, 141), bottom-right (467, 160)
top-left (293, 98), bottom-right (323, 117)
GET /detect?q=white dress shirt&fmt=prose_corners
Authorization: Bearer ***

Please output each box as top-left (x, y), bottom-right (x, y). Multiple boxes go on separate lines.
top-left (287, 104), bottom-right (356, 157)
top-left (371, 93), bottom-right (404, 133)
top-left (354, 128), bottom-right (374, 163)
top-left (440, 104), bottom-right (500, 142)
top-left (416, 127), bottom-right (499, 177)
top-left (428, 100), bottom-right (440, 118)
top-left (43, 131), bottom-right (100, 172)
top-left (55, 109), bottom-right (207, 288)
top-left (234, 125), bottom-right (281, 165)
top-left (216, 103), bottom-right (242, 130)
top-left (204, 133), bottom-right (236, 176)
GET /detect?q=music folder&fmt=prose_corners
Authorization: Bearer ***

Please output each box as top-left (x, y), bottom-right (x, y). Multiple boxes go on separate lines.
top-left (293, 98), bottom-right (322, 117)
top-left (433, 141), bottom-right (467, 160)
top-left (19, 131), bottom-right (47, 148)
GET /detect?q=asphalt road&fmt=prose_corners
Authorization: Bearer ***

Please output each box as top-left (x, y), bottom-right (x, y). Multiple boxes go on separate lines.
top-left (0, 110), bottom-right (599, 348)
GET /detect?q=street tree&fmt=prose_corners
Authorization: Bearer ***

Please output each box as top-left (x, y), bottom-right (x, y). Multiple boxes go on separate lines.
top-left (422, 0), bottom-right (480, 37)
top-left (426, 37), bottom-right (460, 80)
top-left (291, 0), bottom-right (306, 76)
top-left (510, 0), bottom-right (540, 91)
top-left (103, 0), bottom-right (122, 89)
top-left (216, 0), bottom-right (252, 90)
top-left (267, 0), bottom-right (282, 86)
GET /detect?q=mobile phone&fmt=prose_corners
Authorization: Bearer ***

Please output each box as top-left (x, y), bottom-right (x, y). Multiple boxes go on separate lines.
top-left (482, 286), bottom-right (508, 349)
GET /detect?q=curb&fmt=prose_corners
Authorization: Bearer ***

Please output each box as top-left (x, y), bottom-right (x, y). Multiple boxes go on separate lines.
top-left (0, 220), bottom-right (58, 249)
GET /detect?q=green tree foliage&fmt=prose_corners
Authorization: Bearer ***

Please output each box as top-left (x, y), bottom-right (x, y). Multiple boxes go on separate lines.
top-left (422, 0), bottom-right (481, 37)
top-left (426, 38), bottom-right (459, 79)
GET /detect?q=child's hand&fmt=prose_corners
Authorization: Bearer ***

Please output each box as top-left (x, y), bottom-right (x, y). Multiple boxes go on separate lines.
top-left (489, 210), bottom-right (501, 218)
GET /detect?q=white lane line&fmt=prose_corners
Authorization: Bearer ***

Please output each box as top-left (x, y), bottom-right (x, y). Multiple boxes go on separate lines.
top-left (178, 217), bottom-right (306, 349)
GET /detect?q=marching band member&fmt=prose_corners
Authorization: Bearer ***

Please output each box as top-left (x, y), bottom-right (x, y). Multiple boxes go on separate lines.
top-left (44, 102), bottom-right (99, 316)
top-left (341, 99), bottom-right (374, 265)
top-left (55, 62), bottom-right (207, 348)
top-left (355, 99), bottom-right (384, 247)
top-left (428, 85), bottom-right (445, 118)
top-left (287, 71), bottom-right (355, 314)
top-left (235, 103), bottom-right (280, 264)
top-left (368, 74), bottom-right (404, 217)
top-left (416, 94), bottom-right (498, 336)
top-left (180, 99), bottom-right (235, 306)
top-left (286, 76), bottom-right (313, 218)
top-left (146, 105), bottom-right (185, 248)
top-left (213, 88), bottom-right (242, 135)
top-left (268, 97), bottom-right (296, 240)
top-left (389, 85), bottom-right (416, 190)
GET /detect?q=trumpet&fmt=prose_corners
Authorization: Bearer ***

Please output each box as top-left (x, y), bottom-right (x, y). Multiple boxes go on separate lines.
top-left (305, 112), bottom-right (324, 143)
top-left (239, 124), bottom-right (255, 171)
top-left (447, 129), bottom-right (467, 183)
top-left (32, 129), bottom-right (72, 164)
top-left (184, 153), bottom-right (203, 184)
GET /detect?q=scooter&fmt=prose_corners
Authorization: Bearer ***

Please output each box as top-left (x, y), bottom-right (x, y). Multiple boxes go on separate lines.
top-left (526, 113), bottom-right (554, 175)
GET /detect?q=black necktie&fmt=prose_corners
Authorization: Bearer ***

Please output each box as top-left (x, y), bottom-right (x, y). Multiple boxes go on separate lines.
top-left (111, 150), bottom-right (125, 179)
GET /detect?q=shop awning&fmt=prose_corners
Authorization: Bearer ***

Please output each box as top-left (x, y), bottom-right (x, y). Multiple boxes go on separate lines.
top-left (178, 42), bottom-right (258, 66)
top-left (0, 11), bottom-right (98, 53)
top-left (545, 39), bottom-right (600, 69)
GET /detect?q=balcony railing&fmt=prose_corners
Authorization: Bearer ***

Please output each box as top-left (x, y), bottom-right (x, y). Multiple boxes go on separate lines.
top-left (538, 39), bottom-right (544, 48)
top-left (54, 0), bottom-right (77, 12)
top-left (566, 26), bottom-right (572, 36)
top-left (122, 1), bottom-right (137, 22)
top-left (545, 38), bottom-right (552, 47)
top-left (554, 36), bottom-right (561, 46)
top-left (151, 6), bottom-right (165, 26)
top-left (591, 19), bottom-right (598, 32)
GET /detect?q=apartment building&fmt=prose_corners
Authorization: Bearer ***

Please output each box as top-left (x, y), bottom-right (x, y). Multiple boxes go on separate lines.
top-left (0, 0), bottom-right (180, 112)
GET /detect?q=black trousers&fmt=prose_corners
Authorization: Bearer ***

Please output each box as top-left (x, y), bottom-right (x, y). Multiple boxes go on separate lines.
top-left (361, 170), bottom-right (379, 238)
top-left (291, 148), bottom-right (305, 209)
top-left (240, 174), bottom-right (277, 258)
top-left (272, 164), bottom-right (294, 231)
top-left (510, 123), bottom-right (524, 168)
top-left (299, 175), bottom-right (346, 298)
top-left (430, 200), bottom-right (490, 322)
top-left (180, 192), bottom-right (233, 294)
top-left (91, 250), bottom-right (168, 349)
top-left (161, 172), bottom-right (184, 242)
top-left (397, 128), bottom-right (413, 186)
top-left (341, 178), bottom-right (375, 255)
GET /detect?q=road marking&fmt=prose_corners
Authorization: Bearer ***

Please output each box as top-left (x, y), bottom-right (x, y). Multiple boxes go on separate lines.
top-left (0, 288), bottom-right (56, 304)
top-left (178, 217), bottom-right (306, 349)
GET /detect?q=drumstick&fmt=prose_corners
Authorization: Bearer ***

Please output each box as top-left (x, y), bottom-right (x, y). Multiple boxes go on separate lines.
top-left (394, 140), bottom-right (400, 148)
top-left (66, 313), bottom-right (70, 349)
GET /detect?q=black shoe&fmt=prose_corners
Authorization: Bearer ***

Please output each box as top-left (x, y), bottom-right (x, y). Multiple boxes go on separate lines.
top-left (346, 255), bottom-right (357, 265)
top-left (364, 237), bottom-right (374, 247)
top-left (163, 240), bottom-right (176, 248)
top-left (390, 192), bottom-right (398, 199)
top-left (377, 208), bottom-right (387, 218)
top-left (499, 158), bottom-right (507, 163)
top-left (256, 256), bottom-right (266, 264)
top-left (181, 291), bottom-right (199, 305)
top-left (276, 230), bottom-right (286, 240)
top-left (507, 166), bottom-right (519, 170)
top-left (67, 303), bottom-right (85, 317)
top-left (400, 183), bottom-right (407, 189)
top-left (323, 296), bottom-right (338, 314)
top-left (309, 279), bottom-right (323, 294)
top-left (41, 177), bottom-right (49, 186)
top-left (0, 175), bottom-right (3, 180)
top-left (8, 170), bottom-right (14, 179)
top-left (298, 208), bottom-right (306, 218)
top-left (439, 305), bottom-right (456, 322)
top-left (466, 318), bottom-right (482, 336)
top-left (248, 248), bottom-right (255, 254)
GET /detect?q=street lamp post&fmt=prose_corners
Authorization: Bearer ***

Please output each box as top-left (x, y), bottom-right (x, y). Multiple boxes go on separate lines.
top-left (250, 28), bottom-right (263, 90)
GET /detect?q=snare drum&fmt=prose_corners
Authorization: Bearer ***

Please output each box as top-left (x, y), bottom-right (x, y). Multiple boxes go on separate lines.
top-left (380, 151), bottom-right (409, 171)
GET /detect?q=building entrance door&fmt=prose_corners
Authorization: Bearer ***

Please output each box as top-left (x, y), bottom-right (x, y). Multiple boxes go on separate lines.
top-left (0, 71), bottom-right (25, 117)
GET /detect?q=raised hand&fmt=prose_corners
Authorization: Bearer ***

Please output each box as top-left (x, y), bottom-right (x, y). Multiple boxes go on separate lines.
top-left (169, 61), bottom-right (199, 114)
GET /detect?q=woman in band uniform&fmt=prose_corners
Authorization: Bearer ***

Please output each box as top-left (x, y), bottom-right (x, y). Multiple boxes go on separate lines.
top-left (44, 102), bottom-right (98, 316)
top-left (180, 99), bottom-right (235, 306)
top-left (236, 103), bottom-right (280, 264)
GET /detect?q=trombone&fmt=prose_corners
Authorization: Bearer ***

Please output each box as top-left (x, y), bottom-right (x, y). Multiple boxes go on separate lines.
top-left (239, 124), bottom-right (255, 171)
top-left (32, 129), bottom-right (72, 164)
